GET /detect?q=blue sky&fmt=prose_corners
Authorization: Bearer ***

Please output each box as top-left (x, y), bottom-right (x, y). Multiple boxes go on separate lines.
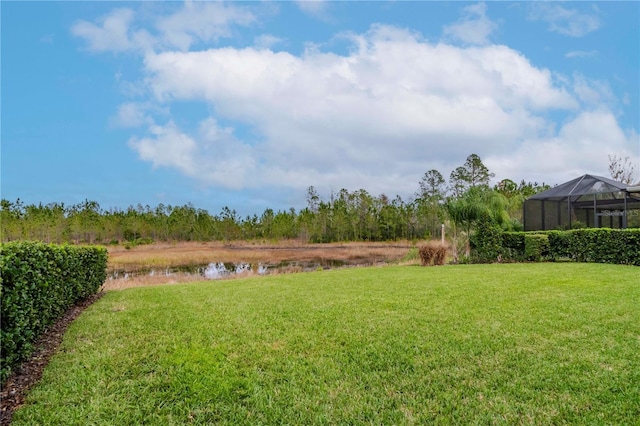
top-left (2, 1), bottom-right (639, 216)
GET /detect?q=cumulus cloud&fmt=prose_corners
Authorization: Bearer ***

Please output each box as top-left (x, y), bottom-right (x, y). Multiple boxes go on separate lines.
top-left (443, 2), bottom-right (498, 45)
top-left (128, 118), bottom-right (257, 189)
top-left (156, 1), bottom-right (255, 50)
top-left (254, 34), bottom-right (284, 50)
top-left (120, 24), bottom-right (592, 194)
top-left (112, 102), bottom-right (149, 128)
top-left (528, 3), bottom-right (600, 37)
top-left (72, 2), bottom-right (254, 52)
top-left (71, 8), bottom-right (142, 52)
top-left (76, 4), bottom-right (633, 197)
top-left (486, 111), bottom-right (640, 185)
top-left (110, 102), bottom-right (168, 128)
top-left (572, 74), bottom-right (614, 107)
top-left (128, 121), bottom-right (198, 174)
top-left (295, 1), bottom-right (329, 19)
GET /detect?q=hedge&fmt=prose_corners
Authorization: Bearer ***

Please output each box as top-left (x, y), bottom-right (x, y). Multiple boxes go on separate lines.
top-left (1, 241), bottom-right (107, 383)
top-left (524, 234), bottom-right (549, 262)
top-left (501, 232), bottom-right (525, 262)
top-left (469, 221), bottom-right (503, 264)
top-left (472, 229), bottom-right (640, 265)
top-left (490, 228), bottom-right (640, 266)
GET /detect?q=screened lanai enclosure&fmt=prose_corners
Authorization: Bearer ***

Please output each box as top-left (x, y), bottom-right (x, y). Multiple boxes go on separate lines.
top-left (524, 174), bottom-right (640, 231)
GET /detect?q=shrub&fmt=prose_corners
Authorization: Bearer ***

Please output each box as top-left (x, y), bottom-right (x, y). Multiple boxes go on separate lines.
top-left (619, 229), bottom-right (640, 266)
top-left (418, 244), bottom-right (435, 266)
top-left (419, 242), bottom-right (448, 266)
top-left (524, 234), bottom-right (549, 261)
top-left (1, 241), bottom-right (107, 383)
top-left (476, 228), bottom-right (640, 266)
top-left (470, 221), bottom-right (503, 263)
top-left (433, 245), bottom-right (448, 266)
top-left (571, 220), bottom-right (586, 229)
top-left (566, 228), bottom-right (640, 265)
top-left (502, 232), bottom-right (525, 261)
top-left (546, 230), bottom-right (571, 261)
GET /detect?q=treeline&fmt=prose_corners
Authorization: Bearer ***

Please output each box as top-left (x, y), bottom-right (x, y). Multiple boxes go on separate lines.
top-left (1, 154), bottom-right (548, 245)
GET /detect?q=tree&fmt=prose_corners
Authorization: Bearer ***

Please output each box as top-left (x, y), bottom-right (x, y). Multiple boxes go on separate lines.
top-left (445, 186), bottom-right (508, 261)
top-left (449, 167), bottom-right (469, 198)
top-left (449, 154), bottom-right (494, 197)
top-left (67, 200), bottom-right (102, 243)
top-left (417, 170), bottom-right (446, 239)
top-left (463, 153), bottom-right (494, 187)
top-left (608, 154), bottom-right (637, 184)
top-left (418, 170), bottom-right (446, 202)
top-left (306, 186), bottom-right (320, 213)
top-left (1, 199), bottom-right (25, 241)
top-left (495, 179), bottom-right (524, 228)
top-left (494, 179), bottom-right (550, 229)
top-left (219, 206), bottom-right (240, 241)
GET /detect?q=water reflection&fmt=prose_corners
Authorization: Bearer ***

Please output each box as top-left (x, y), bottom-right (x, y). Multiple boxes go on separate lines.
top-left (108, 259), bottom-right (353, 281)
top-left (202, 262), bottom-right (268, 279)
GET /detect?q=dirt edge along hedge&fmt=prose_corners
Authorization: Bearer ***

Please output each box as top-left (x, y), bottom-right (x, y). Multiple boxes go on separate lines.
top-left (0, 241), bottom-right (108, 383)
top-left (475, 228), bottom-right (640, 265)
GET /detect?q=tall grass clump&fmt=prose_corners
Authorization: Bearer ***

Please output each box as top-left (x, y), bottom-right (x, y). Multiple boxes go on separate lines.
top-left (418, 241), bottom-right (447, 266)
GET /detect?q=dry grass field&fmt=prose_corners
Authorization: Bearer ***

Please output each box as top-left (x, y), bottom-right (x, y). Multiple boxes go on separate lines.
top-left (105, 240), bottom-right (415, 290)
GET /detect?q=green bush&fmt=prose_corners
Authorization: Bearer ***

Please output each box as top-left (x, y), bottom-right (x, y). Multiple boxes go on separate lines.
top-left (501, 232), bottom-right (525, 261)
top-left (546, 230), bottom-right (571, 261)
top-left (524, 234), bottom-right (549, 261)
top-left (620, 229), bottom-right (640, 266)
top-left (565, 228), bottom-right (640, 265)
top-left (470, 221), bottom-right (503, 263)
top-left (0, 241), bottom-right (107, 383)
top-left (477, 228), bottom-right (640, 265)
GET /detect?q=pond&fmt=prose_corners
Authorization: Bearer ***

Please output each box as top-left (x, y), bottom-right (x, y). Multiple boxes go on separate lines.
top-left (108, 259), bottom-right (352, 281)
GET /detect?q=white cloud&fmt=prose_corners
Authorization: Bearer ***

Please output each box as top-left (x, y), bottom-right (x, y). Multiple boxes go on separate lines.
top-left (112, 103), bottom-right (148, 128)
top-left (67, 2), bottom-right (638, 205)
top-left (528, 4), bottom-right (600, 37)
top-left (128, 121), bottom-right (198, 174)
top-left (72, 2), bottom-right (254, 53)
top-left (443, 2), bottom-right (498, 45)
top-left (128, 118), bottom-right (257, 189)
top-left (565, 50), bottom-right (598, 59)
top-left (125, 24), bottom-right (590, 194)
top-left (110, 102), bottom-right (166, 128)
top-left (156, 1), bottom-right (255, 51)
top-left (71, 8), bottom-right (134, 52)
top-left (486, 111), bottom-right (640, 185)
top-left (572, 74), bottom-right (614, 106)
top-left (254, 34), bottom-right (284, 50)
top-left (296, 1), bottom-right (329, 19)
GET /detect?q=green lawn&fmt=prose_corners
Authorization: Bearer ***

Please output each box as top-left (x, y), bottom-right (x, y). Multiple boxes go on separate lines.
top-left (12, 263), bottom-right (640, 425)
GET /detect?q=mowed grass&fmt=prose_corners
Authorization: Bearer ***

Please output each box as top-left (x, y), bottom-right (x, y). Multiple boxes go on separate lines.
top-left (13, 263), bottom-right (640, 425)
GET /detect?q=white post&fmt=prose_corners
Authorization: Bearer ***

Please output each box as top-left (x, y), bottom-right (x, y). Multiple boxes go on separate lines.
top-left (441, 224), bottom-right (445, 244)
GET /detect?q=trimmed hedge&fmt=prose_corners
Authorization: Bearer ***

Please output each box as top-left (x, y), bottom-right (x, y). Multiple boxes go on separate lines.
top-left (470, 221), bottom-right (503, 263)
top-left (502, 232), bottom-right (525, 262)
top-left (492, 229), bottom-right (640, 266)
top-left (1, 241), bottom-right (107, 383)
top-left (524, 234), bottom-right (549, 262)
